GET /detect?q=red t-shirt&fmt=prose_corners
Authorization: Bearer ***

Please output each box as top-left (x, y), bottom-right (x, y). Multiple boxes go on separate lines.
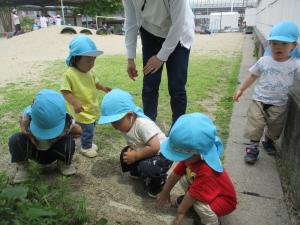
top-left (174, 160), bottom-right (237, 216)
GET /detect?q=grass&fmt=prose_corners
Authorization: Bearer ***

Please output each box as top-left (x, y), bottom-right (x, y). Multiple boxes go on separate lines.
top-left (0, 54), bottom-right (241, 151)
top-left (0, 53), bottom-right (241, 224)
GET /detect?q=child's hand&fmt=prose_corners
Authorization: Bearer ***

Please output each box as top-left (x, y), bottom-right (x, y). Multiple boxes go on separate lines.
top-left (172, 213), bottom-right (185, 225)
top-left (156, 190), bottom-right (171, 207)
top-left (103, 86), bottom-right (112, 93)
top-left (233, 89), bottom-right (243, 102)
top-left (73, 101), bottom-right (84, 113)
top-left (123, 148), bottom-right (137, 164)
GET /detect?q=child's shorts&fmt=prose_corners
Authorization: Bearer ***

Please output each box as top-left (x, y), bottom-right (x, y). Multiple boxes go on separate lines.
top-left (244, 100), bottom-right (287, 141)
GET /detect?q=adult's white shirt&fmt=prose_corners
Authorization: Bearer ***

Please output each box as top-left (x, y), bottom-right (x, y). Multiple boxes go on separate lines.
top-left (55, 18), bottom-right (62, 25)
top-left (40, 16), bottom-right (48, 28)
top-left (123, 0), bottom-right (195, 62)
top-left (12, 14), bottom-right (20, 25)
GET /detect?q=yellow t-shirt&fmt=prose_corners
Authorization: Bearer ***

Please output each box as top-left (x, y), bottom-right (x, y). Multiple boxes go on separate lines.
top-left (60, 67), bottom-right (100, 124)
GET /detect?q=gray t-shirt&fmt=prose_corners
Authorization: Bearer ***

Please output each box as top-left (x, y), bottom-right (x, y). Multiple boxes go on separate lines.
top-left (250, 56), bottom-right (300, 106)
top-left (124, 117), bottom-right (166, 152)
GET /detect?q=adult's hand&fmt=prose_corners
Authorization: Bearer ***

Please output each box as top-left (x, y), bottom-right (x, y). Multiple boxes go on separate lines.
top-left (143, 55), bottom-right (163, 75)
top-left (127, 59), bottom-right (138, 81)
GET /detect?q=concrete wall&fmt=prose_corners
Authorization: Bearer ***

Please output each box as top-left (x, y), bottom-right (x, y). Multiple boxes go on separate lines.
top-left (255, 0), bottom-right (300, 211)
top-left (256, 0), bottom-right (300, 40)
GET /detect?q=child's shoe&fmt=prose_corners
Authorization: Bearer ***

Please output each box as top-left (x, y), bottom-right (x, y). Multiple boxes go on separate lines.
top-left (80, 144), bottom-right (98, 158)
top-left (147, 182), bottom-right (165, 198)
top-left (57, 160), bottom-right (76, 176)
top-left (244, 146), bottom-right (259, 164)
top-left (13, 164), bottom-right (28, 184)
top-left (262, 139), bottom-right (276, 155)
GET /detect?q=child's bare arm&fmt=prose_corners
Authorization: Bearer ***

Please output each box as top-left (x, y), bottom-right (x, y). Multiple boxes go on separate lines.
top-left (123, 135), bottom-right (160, 164)
top-left (61, 90), bottom-right (84, 113)
top-left (157, 172), bottom-right (182, 207)
top-left (233, 74), bottom-right (258, 102)
top-left (96, 82), bottom-right (111, 93)
top-left (173, 193), bottom-right (195, 225)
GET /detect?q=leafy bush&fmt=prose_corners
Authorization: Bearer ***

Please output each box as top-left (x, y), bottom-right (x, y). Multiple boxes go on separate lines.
top-left (20, 16), bottom-right (34, 32)
top-left (0, 162), bottom-right (108, 225)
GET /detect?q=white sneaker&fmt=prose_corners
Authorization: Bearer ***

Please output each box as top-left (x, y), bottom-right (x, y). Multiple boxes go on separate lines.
top-left (13, 164), bottom-right (28, 184)
top-left (80, 144), bottom-right (98, 158)
top-left (57, 160), bottom-right (76, 176)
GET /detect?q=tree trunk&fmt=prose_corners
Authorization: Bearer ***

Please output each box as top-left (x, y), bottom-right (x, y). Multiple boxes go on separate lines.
top-left (0, 10), bottom-right (13, 32)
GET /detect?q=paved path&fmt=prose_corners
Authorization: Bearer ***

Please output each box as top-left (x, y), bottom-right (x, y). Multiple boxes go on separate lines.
top-left (221, 35), bottom-right (291, 225)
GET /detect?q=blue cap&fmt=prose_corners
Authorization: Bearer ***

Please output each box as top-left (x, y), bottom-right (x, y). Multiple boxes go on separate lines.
top-left (268, 21), bottom-right (299, 42)
top-left (30, 89), bottom-right (66, 140)
top-left (99, 89), bottom-right (149, 124)
top-left (66, 35), bottom-right (103, 66)
top-left (160, 113), bottom-right (224, 172)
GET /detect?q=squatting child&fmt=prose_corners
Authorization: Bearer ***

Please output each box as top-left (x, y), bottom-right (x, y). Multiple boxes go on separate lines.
top-left (156, 113), bottom-right (237, 225)
top-left (99, 89), bottom-right (173, 198)
top-left (233, 21), bottom-right (300, 164)
top-left (61, 35), bottom-right (111, 158)
top-left (8, 89), bottom-right (81, 184)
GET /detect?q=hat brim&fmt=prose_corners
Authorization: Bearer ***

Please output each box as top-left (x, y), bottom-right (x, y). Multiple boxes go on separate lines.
top-left (202, 144), bottom-right (223, 172)
top-left (98, 113), bottom-right (126, 124)
top-left (66, 50), bottom-right (103, 66)
top-left (30, 120), bottom-right (65, 140)
top-left (160, 138), bottom-right (192, 162)
top-left (80, 50), bottom-right (103, 57)
top-left (268, 36), bottom-right (296, 42)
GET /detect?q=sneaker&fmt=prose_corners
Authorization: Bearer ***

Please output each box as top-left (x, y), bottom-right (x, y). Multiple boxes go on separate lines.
top-left (57, 160), bottom-right (76, 176)
top-left (244, 146), bottom-right (259, 164)
top-left (174, 195), bottom-right (184, 207)
top-left (147, 184), bottom-right (164, 198)
top-left (80, 144), bottom-right (98, 158)
top-left (13, 164), bottom-right (28, 184)
top-left (262, 139), bottom-right (276, 155)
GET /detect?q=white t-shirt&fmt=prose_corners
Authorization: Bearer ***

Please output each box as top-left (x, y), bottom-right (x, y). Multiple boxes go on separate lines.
top-left (124, 117), bottom-right (166, 152)
top-left (250, 56), bottom-right (300, 106)
top-left (12, 14), bottom-right (20, 25)
top-left (40, 16), bottom-right (48, 28)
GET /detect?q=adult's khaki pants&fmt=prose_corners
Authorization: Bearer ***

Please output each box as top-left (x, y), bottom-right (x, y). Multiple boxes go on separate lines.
top-left (180, 176), bottom-right (219, 225)
top-left (244, 100), bottom-right (287, 141)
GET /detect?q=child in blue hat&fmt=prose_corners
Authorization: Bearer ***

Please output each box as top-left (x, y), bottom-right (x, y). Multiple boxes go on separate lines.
top-left (8, 89), bottom-right (82, 184)
top-left (233, 21), bottom-right (300, 164)
top-left (156, 113), bottom-right (237, 225)
top-left (61, 35), bottom-right (111, 158)
top-left (99, 89), bottom-right (173, 198)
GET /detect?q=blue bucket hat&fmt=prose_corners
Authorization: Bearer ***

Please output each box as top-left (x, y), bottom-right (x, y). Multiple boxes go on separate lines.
top-left (160, 113), bottom-right (224, 172)
top-left (99, 89), bottom-right (149, 124)
top-left (30, 89), bottom-right (66, 140)
top-left (66, 35), bottom-right (103, 66)
top-left (268, 21), bottom-right (299, 43)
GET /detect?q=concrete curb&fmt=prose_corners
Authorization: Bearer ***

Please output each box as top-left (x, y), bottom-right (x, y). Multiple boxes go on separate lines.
top-left (221, 34), bottom-right (291, 225)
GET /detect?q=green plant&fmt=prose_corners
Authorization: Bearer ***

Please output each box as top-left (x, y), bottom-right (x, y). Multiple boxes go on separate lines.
top-left (20, 16), bottom-right (34, 32)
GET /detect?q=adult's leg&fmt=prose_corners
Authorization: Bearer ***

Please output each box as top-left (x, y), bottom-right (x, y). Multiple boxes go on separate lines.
top-left (140, 27), bottom-right (164, 121)
top-left (166, 43), bottom-right (190, 123)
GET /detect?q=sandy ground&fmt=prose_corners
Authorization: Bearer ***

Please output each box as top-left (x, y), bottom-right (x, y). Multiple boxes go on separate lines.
top-left (0, 25), bottom-right (243, 86)
top-left (0, 26), bottom-right (243, 225)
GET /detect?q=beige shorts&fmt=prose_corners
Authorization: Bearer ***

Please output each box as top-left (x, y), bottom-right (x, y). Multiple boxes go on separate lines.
top-left (180, 176), bottom-right (219, 225)
top-left (244, 100), bottom-right (287, 141)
